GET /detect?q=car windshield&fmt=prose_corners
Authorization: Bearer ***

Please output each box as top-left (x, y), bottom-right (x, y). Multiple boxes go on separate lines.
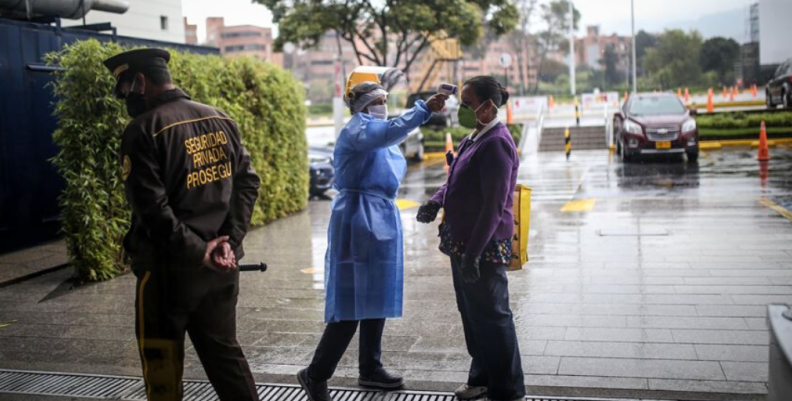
top-left (629, 96), bottom-right (686, 116)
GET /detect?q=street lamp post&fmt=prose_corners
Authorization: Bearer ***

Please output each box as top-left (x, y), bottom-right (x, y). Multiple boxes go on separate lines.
top-left (568, 0), bottom-right (576, 96)
top-left (631, 0), bottom-right (637, 94)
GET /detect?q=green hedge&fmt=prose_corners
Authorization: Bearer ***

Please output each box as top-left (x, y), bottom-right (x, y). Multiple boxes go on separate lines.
top-left (47, 39), bottom-right (308, 282)
top-left (697, 111), bottom-right (792, 130)
top-left (423, 124), bottom-right (523, 152)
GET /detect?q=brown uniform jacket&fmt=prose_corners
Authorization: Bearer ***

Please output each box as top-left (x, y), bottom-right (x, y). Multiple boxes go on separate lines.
top-left (120, 89), bottom-right (260, 270)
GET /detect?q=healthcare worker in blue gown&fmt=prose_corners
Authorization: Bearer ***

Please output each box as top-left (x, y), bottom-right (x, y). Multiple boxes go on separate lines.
top-left (298, 81), bottom-right (447, 401)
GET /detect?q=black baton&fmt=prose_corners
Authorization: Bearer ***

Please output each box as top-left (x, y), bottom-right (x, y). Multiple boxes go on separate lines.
top-left (238, 263), bottom-right (268, 272)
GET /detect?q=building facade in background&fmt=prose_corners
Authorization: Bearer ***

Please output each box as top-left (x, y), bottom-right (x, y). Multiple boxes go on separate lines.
top-left (184, 18), bottom-right (198, 45)
top-left (575, 26), bottom-right (632, 72)
top-left (205, 17), bottom-right (281, 66)
top-left (62, 0), bottom-right (185, 43)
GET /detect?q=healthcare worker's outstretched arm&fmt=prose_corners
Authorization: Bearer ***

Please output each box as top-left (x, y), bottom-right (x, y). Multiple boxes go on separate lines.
top-left (349, 100), bottom-right (433, 152)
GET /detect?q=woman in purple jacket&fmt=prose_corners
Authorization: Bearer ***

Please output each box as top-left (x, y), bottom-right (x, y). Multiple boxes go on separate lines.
top-left (416, 76), bottom-right (525, 401)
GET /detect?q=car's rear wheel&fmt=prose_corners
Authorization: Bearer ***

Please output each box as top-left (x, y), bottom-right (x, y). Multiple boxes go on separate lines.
top-left (767, 90), bottom-right (775, 109)
top-left (687, 148), bottom-right (699, 163)
top-left (784, 89), bottom-right (790, 109)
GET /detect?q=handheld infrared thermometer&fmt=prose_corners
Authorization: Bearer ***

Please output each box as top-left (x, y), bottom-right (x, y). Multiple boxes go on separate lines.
top-left (438, 83), bottom-right (458, 96)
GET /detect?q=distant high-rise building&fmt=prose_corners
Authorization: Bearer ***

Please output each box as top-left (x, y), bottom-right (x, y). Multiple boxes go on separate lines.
top-left (184, 18), bottom-right (198, 45)
top-left (204, 17), bottom-right (280, 66)
top-left (748, 3), bottom-right (760, 43)
top-left (576, 26), bottom-right (632, 73)
top-left (62, 0), bottom-right (185, 43)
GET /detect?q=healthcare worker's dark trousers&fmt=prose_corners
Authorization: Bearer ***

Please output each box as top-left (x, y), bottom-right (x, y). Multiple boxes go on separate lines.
top-left (307, 319), bottom-right (386, 381)
top-left (134, 267), bottom-right (259, 401)
top-left (450, 255), bottom-right (526, 401)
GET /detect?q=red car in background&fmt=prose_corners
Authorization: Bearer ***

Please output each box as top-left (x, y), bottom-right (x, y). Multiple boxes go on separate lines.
top-left (615, 93), bottom-right (699, 163)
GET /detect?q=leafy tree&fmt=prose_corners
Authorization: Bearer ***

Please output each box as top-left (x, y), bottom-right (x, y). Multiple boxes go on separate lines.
top-left (507, 0), bottom-right (538, 95)
top-left (699, 36), bottom-right (740, 85)
top-left (643, 29), bottom-right (703, 89)
top-left (258, 0), bottom-right (519, 73)
top-left (538, 58), bottom-right (567, 83)
top-left (532, 0), bottom-right (580, 93)
top-left (634, 30), bottom-right (658, 76)
top-left (601, 44), bottom-right (623, 88)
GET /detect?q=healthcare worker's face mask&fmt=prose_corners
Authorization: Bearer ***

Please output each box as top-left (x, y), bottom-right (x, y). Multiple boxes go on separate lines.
top-left (368, 104), bottom-right (388, 120)
top-left (125, 79), bottom-right (148, 118)
top-left (457, 100), bottom-right (494, 129)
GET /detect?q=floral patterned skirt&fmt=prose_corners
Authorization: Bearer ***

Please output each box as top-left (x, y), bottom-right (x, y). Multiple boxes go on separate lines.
top-left (438, 222), bottom-right (512, 265)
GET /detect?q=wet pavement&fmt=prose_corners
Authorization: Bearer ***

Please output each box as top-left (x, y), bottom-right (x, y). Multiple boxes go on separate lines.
top-left (1, 146), bottom-right (792, 400)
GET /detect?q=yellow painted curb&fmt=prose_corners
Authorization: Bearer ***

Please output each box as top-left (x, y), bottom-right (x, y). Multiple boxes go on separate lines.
top-left (395, 199), bottom-right (421, 210)
top-left (424, 152), bottom-right (447, 160)
top-left (700, 138), bottom-right (792, 148)
top-left (561, 199), bottom-right (596, 213)
top-left (758, 198), bottom-right (792, 222)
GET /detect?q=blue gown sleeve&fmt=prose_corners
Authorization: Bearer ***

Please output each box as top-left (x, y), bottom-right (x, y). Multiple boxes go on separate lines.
top-left (349, 100), bottom-right (432, 152)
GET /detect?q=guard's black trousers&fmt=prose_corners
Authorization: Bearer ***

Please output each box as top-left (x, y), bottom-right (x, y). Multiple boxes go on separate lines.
top-left (306, 318), bottom-right (386, 382)
top-left (134, 267), bottom-right (258, 401)
top-left (450, 255), bottom-right (526, 401)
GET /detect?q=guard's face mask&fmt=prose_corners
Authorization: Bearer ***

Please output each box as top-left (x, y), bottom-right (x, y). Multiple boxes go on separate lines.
top-left (457, 100), bottom-right (494, 129)
top-left (368, 104), bottom-right (388, 120)
top-left (125, 80), bottom-right (148, 118)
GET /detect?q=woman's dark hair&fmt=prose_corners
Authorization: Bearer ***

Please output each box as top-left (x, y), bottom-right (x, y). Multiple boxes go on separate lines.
top-left (464, 76), bottom-right (510, 107)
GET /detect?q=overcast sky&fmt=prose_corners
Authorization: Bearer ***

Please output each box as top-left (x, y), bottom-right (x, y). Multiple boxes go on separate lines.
top-left (182, 0), bottom-right (756, 44)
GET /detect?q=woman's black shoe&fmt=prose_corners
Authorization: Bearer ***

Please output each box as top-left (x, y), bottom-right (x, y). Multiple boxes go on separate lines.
top-left (358, 368), bottom-right (404, 389)
top-left (298, 368), bottom-right (333, 401)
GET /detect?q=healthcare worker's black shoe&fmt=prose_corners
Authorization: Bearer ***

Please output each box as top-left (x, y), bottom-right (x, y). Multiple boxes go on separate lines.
top-left (298, 368), bottom-right (332, 401)
top-left (358, 368), bottom-right (404, 389)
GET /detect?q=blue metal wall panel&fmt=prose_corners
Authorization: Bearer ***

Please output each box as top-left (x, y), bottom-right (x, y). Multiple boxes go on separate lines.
top-left (0, 18), bottom-right (219, 253)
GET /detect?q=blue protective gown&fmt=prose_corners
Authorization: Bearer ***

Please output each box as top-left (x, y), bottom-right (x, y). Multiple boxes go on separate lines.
top-left (324, 100), bottom-right (432, 323)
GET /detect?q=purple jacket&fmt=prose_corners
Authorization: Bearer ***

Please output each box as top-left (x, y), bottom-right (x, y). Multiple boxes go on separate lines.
top-left (431, 123), bottom-right (519, 258)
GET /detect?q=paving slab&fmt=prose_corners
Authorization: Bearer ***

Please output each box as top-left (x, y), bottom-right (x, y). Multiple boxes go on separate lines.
top-left (2, 148), bottom-right (792, 400)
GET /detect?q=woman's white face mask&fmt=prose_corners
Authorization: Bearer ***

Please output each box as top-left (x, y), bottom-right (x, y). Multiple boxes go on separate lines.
top-left (368, 104), bottom-right (388, 120)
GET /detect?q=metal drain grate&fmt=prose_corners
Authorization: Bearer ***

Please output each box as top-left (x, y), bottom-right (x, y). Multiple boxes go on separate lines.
top-left (0, 369), bottom-right (650, 401)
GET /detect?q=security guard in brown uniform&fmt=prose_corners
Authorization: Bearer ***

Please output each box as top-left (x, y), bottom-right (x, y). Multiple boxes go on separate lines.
top-left (104, 48), bottom-right (261, 401)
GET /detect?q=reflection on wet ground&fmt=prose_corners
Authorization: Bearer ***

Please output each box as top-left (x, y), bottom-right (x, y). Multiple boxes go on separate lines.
top-left (0, 147), bottom-right (790, 400)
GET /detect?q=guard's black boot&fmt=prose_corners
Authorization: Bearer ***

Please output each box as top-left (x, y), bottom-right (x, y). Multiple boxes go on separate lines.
top-left (358, 368), bottom-right (404, 390)
top-left (298, 368), bottom-right (333, 401)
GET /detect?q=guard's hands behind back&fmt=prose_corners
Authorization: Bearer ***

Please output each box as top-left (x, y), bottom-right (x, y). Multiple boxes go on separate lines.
top-left (203, 236), bottom-right (237, 272)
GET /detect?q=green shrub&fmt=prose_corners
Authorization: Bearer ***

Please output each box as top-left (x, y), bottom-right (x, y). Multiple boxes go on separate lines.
top-left (697, 111), bottom-right (792, 130)
top-left (47, 39), bottom-right (308, 282)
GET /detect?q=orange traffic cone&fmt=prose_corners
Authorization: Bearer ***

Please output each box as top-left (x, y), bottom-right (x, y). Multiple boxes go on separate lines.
top-left (758, 120), bottom-right (770, 162)
top-left (684, 88), bottom-right (690, 104)
top-left (752, 85), bottom-right (758, 98)
top-left (722, 86), bottom-right (728, 99)
top-left (624, 91), bottom-right (629, 103)
top-left (677, 88), bottom-right (682, 99)
top-left (729, 86), bottom-right (735, 102)
top-left (549, 95), bottom-right (555, 113)
top-left (707, 88), bottom-right (714, 113)
top-left (506, 101), bottom-right (513, 125)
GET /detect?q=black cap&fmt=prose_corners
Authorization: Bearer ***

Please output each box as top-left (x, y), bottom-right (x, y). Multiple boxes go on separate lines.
top-left (103, 48), bottom-right (171, 98)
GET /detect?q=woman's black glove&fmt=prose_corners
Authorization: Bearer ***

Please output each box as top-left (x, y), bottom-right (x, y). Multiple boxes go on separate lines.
top-left (416, 200), bottom-right (441, 223)
top-left (460, 254), bottom-right (481, 283)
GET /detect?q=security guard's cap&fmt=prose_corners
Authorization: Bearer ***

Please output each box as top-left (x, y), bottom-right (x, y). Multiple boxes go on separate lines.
top-left (103, 48), bottom-right (171, 98)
